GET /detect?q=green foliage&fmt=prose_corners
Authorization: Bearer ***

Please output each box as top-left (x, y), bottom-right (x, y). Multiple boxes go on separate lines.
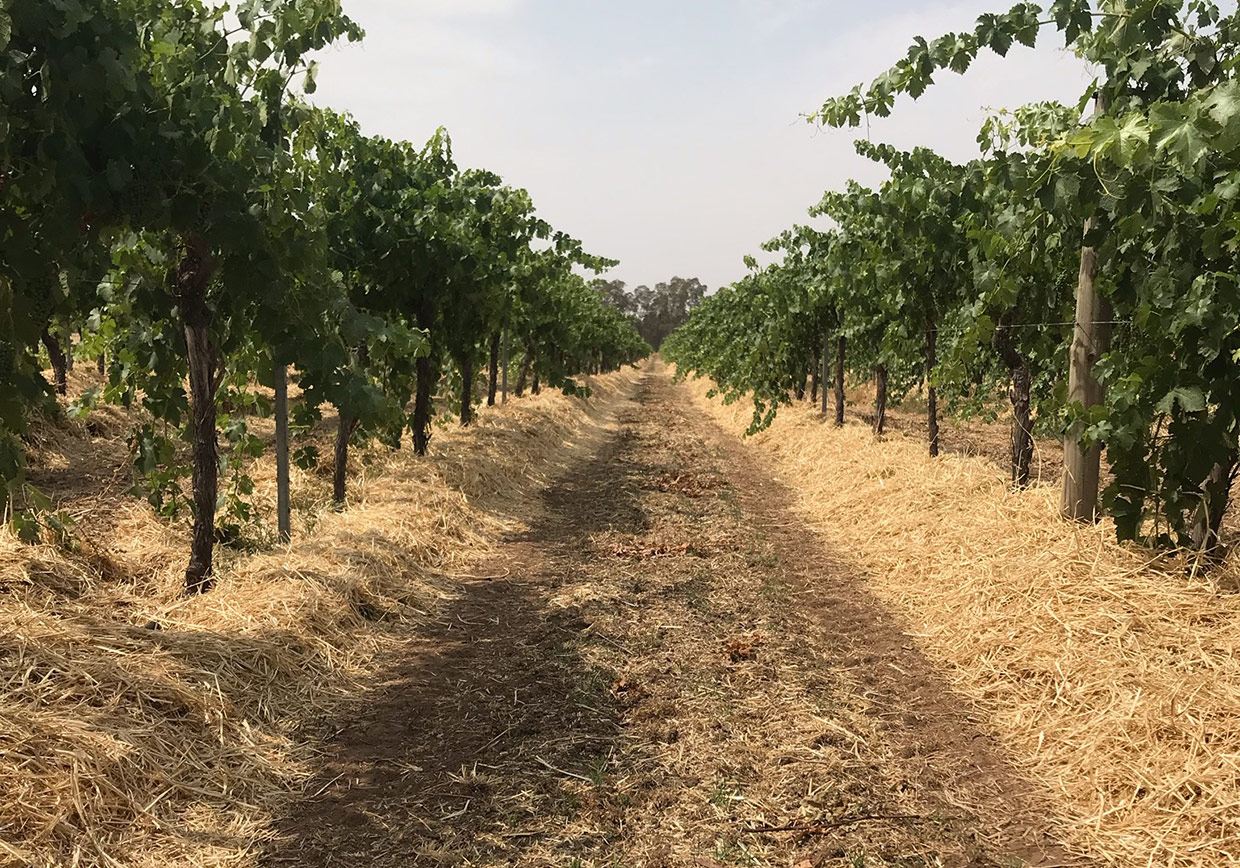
top-left (673, 0), bottom-right (1240, 550)
top-left (597, 277), bottom-right (707, 350)
top-left (0, 0), bottom-right (646, 578)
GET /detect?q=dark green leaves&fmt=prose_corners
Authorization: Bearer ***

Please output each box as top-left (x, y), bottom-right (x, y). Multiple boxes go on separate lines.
top-left (813, 2), bottom-right (1060, 128)
top-left (1049, 0), bottom-right (1093, 43)
top-left (697, 0), bottom-right (1240, 551)
top-left (1156, 385), bottom-right (1207, 413)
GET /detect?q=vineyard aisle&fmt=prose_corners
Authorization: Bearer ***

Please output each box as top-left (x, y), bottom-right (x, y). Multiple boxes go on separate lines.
top-left (265, 363), bottom-right (1083, 868)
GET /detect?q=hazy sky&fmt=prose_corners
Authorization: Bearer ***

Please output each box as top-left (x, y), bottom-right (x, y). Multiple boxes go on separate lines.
top-left (311, 1), bottom-right (1095, 291)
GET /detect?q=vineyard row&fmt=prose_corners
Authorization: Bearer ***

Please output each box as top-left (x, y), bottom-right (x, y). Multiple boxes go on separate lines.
top-left (0, 1), bottom-right (649, 592)
top-left (665, 0), bottom-right (1240, 556)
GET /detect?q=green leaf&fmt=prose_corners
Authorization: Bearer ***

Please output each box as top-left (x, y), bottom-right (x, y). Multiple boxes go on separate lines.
top-left (1153, 112), bottom-right (1211, 168)
top-left (12, 512), bottom-right (40, 544)
top-left (1156, 386), bottom-right (1206, 414)
top-left (304, 60), bottom-right (319, 95)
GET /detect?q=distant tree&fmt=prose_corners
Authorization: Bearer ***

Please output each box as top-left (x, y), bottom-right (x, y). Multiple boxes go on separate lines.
top-left (592, 279), bottom-right (636, 318)
top-left (597, 276), bottom-right (706, 350)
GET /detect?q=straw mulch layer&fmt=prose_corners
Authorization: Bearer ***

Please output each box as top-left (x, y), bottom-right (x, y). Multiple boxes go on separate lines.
top-left (264, 364), bottom-right (1070, 867)
top-left (685, 375), bottom-right (1240, 867)
top-left (0, 368), bottom-right (642, 868)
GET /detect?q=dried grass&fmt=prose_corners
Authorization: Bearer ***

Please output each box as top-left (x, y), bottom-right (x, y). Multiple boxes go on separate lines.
top-left (0, 368), bottom-right (642, 868)
top-left (314, 366), bottom-right (1023, 867)
top-left (685, 374), bottom-right (1240, 868)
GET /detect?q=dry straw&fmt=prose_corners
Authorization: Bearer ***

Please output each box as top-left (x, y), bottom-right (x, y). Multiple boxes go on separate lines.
top-left (686, 376), bottom-right (1240, 868)
top-left (0, 369), bottom-right (640, 868)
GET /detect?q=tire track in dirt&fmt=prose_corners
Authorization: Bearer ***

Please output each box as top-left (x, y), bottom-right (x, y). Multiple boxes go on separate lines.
top-left (264, 365), bottom-right (1088, 868)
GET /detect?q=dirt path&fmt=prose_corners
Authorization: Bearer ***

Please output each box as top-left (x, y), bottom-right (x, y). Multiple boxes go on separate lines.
top-left (264, 366), bottom-right (1086, 868)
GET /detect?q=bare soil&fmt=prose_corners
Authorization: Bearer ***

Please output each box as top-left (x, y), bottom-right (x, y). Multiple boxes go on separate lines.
top-left (263, 367), bottom-right (1090, 868)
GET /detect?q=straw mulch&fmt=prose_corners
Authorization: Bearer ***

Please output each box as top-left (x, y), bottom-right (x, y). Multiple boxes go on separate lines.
top-left (685, 376), bottom-right (1240, 868)
top-left (0, 368), bottom-right (642, 868)
top-left (269, 364), bottom-right (1051, 867)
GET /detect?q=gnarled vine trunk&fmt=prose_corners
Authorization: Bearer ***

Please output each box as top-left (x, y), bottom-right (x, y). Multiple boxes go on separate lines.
top-left (514, 346), bottom-right (533, 397)
top-left (41, 329), bottom-right (67, 396)
top-left (333, 416), bottom-right (359, 506)
top-left (332, 343), bottom-right (368, 506)
top-left (179, 236), bottom-right (218, 596)
top-left (820, 331), bottom-right (830, 415)
top-left (531, 369), bottom-right (540, 395)
top-left (809, 347), bottom-right (820, 404)
top-left (459, 354), bottom-right (475, 426)
top-left (412, 353), bottom-right (435, 456)
top-left (874, 364), bottom-right (888, 436)
top-left (1192, 451), bottom-right (1239, 558)
top-left (274, 364), bottom-right (291, 543)
top-left (487, 331), bottom-right (500, 407)
top-left (1009, 365), bottom-right (1034, 487)
top-left (834, 335), bottom-right (846, 428)
top-left (994, 321), bottom-right (1034, 488)
top-left (501, 333), bottom-right (509, 402)
top-left (413, 304), bottom-right (437, 456)
top-left (926, 313), bottom-right (939, 458)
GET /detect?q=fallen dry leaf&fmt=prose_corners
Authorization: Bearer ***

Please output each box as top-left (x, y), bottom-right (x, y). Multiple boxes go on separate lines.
top-left (724, 631), bottom-right (765, 662)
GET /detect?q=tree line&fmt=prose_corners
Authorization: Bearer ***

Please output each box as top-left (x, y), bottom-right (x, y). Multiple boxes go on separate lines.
top-left (665, 0), bottom-right (1240, 557)
top-left (1, 0), bottom-right (648, 593)
top-left (593, 276), bottom-right (708, 350)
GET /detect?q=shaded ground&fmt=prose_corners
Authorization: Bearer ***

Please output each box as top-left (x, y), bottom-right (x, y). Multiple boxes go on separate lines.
top-left (264, 368), bottom-right (1089, 867)
top-left (787, 384), bottom-right (1065, 486)
top-left (857, 404), bottom-right (1065, 486)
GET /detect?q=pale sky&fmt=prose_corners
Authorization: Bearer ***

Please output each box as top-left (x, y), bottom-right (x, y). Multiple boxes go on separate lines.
top-left (311, 1), bottom-right (1095, 291)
